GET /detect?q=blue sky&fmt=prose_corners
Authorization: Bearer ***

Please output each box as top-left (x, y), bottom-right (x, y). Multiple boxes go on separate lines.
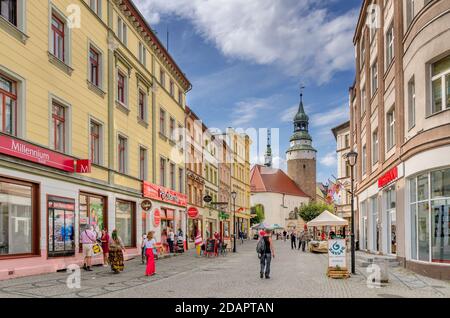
top-left (135, 0), bottom-right (362, 183)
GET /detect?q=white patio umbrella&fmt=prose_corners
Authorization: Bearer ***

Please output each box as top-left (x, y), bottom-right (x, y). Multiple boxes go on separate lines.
top-left (307, 210), bottom-right (348, 227)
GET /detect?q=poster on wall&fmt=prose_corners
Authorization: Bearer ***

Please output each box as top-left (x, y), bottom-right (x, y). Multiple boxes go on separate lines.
top-left (153, 208), bottom-right (161, 228)
top-left (328, 239), bottom-right (347, 268)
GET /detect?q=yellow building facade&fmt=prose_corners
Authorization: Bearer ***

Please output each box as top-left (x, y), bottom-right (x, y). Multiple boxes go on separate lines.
top-left (0, 0), bottom-right (189, 279)
top-left (228, 128), bottom-right (252, 237)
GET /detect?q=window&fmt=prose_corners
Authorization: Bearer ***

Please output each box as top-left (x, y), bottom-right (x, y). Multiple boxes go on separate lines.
top-left (0, 73), bottom-right (17, 135)
top-left (160, 157), bottom-right (166, 186)
top-left (0, 178), bottom-right (38, 257)
top-left (0, 0), bottom-right (16, 25)
top-left (51, 14), bottom-right (65, 62)
top-left (117, 17), bottom-right (127, 45)
top-left (170, 162), bottom-right (175, 190)
top-left (372, 130), bottom-right (379, 164)
top-left (52, 102), bottom-right (65, 152)
top-left (430, 55), bottom-right (450, 115)
top-left (410, 168), bottom-right (450, 263)
top-left (408, 77), bottom-right (415, 129)
top-left (138, 90), bottom-right (146, 122)
top-left (115, 200), bottom-right (135, 247)
top-left (360, 37), bottom-right (365, 69)
top-left (139, 147), bottom-right (147, 180)
top-left (387, 107), bottom-right (396, 150)
top-left (138, 42), bottom-right (146, 66)
top-left (159, 108), bottom-right (166, 135)
top-left (178, 90), bottom-right (183, 105)
top-left (178, 123), bottom-right (184, 146)
top-left (178, 168), bottom-right (184, 193)
top-left (160, 69), bottom-right (165, 88)
top-left (90, 120), bottom-right (101, 165)
top-left (89, 46), bottom-right (100, 87)
top-left (117, 71), bottom-right (126, 105)
top-left (361, 88), bottom-right (366, 114)
top-left (118, 135), bottom-right (127, 174)
top-left (369, 7), bottom-right (377, 41)
top-left (169, 117), bottom-right (175, 141)
top-left (344, 134), bottom-right (349, 148)
top-left (385, 23), bottom-right (394, 67)
top-left (170, 80), bottom-right (174, 97)
top-left (89, 0), bottom-right (101, 16)
top-left (362, 145), bottom-right (367, 175)
top-left (371, 62), bottom-right (378, 95)
top-left (406, 0), bottom-right (415, 27)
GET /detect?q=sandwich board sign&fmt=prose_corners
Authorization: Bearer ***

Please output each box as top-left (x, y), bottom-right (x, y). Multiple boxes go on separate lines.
top-left (328, 239), bottom-right (347, 268)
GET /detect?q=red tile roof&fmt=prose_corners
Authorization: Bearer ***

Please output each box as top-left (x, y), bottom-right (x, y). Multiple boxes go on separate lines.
top-left (250, 165), bottom-right (309, 198)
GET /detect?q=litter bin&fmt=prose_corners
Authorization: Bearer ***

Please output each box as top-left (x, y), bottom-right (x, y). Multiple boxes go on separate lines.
top-left (372, 258), bottom-right (389, 284)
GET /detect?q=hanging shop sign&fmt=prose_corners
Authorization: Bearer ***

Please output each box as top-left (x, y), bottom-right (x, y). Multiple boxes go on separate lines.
top-left (141, 199), bottom-right (152, 211)
top-left (187, 207), bottom-right (199, 219)
top-left (153, 208), bottom-right (161, 227)
top-left (75, 159), bottom-right (92, 173)
top-left (143, 181), bottom-right (187, 207)
top-left (328, 239), bottom-right (347, 268)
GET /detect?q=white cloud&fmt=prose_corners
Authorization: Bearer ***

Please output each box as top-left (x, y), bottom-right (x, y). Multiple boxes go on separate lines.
top-left (320, 151), bottom-right (337, 167)
top-left (231, 98), bottom-right (272, 127)
top-left (310, 104), bottom-right (349, 128)
top-left (135, 0), bottom-right (358, 84)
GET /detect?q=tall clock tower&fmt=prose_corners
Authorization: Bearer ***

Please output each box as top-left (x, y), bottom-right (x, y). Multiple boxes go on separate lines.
top-left (286, 92), bottom-right (317, 200)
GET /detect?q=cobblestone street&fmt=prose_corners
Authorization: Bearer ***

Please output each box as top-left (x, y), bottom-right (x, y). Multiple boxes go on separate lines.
top-left (0, 240), bottom-right (449, 298)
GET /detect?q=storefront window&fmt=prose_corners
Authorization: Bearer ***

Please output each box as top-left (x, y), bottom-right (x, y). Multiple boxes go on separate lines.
top-left (115, 200), bottom-right (135, 247)
top-left (385, 187), bottom-right (396, 254)
top-left (48, 197), bottom-right (75, 257)
top-left (0, 180), bottom-right (35, 256)
top-left (410, 168), bottom-right (450, 263)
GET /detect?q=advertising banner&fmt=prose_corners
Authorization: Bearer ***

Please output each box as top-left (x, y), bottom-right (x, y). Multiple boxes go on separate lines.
top-left (328, 239), bottom-right (347, 268)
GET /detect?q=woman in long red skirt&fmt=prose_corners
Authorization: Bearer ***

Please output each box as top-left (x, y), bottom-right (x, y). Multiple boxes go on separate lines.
top-left (144, 231), bottom-right (156, 276)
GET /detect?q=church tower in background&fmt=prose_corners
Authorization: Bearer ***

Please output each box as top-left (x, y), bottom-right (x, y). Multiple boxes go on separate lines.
top-left (286, 91), bottom-right (317, 200)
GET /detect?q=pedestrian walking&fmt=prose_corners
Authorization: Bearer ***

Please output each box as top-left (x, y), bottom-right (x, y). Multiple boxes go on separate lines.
top-left (283, 230), bottom-right (287, 242)
top-left (108, 229), bottom-right (125, 274)
top-left (140, 234), bottom-right (147, 264)
top-left (168, 227), bottom-right (175, 253)
top-left (80, 225), bottom-right (97, 271)
top-left (144, 231), bottom-right (156, 276)
top-left (298, 230), bottom-right (306, 252)
top-left (101, 229), bottom-right (110, 267)
top-left (290, 231), bottom-right (297, 250)
top-left (257, 230), bottom-right (275, 279)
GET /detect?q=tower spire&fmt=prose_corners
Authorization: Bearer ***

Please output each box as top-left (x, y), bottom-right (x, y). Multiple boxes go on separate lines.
top-left (264, 128), bottom-right (272, 167)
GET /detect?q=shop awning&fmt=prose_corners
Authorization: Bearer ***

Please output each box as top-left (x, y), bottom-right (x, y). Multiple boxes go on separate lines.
top-left (307, 210), bottom-right (348, 227)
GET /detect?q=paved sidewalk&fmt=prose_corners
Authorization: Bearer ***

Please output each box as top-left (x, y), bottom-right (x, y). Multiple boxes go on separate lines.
top-left (0, 240), bottom-right (448, 298)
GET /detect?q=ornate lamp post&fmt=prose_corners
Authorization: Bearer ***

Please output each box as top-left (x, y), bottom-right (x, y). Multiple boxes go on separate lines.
top-left (344, 150), bottom-right (358, 275)
top-left (231, 191), bottom-right (237, 253)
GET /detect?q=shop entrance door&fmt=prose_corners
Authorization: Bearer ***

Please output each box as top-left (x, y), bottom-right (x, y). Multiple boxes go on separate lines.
top-left (387, 210), bottom-right (397, 254)
top-left (48, 197), bottom-right (75, 257)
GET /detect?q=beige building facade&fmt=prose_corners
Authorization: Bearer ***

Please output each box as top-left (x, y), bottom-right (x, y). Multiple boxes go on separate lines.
top-left (351, 0), bottom-right (450, 279)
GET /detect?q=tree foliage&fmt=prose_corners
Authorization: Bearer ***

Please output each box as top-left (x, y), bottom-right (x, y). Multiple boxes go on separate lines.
top-left (298, 202), bottom-right (334, 222)
top-left (251, 204), bottom-right (265, 225)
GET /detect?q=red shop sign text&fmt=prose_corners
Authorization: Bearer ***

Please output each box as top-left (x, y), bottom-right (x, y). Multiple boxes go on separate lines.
top-left (187, 207), bottom-right (199, 219)
top-left (143, 181), bottom-right (187, 207)
top-left (378, 166), bottom-right (398, 189)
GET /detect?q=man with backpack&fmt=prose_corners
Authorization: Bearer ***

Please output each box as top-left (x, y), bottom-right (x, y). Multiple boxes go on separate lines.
top-left (256, 230), bottom-right (275, 279)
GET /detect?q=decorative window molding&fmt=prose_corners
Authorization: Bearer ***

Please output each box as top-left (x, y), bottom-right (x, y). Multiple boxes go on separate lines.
top-left (87, 40), bottom-right (104, 91)
top-left (48, 3), bottom-right (72, 69)
top-left (0, 0), bottom-right (27, 43)
top-left (48, 93), bottom-right (72, 155)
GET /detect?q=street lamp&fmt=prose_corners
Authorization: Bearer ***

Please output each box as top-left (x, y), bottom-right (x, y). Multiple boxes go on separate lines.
top-left (344, 150), bottom-right (358, 275)
top-left (231, 191), bottom-right (237, 253)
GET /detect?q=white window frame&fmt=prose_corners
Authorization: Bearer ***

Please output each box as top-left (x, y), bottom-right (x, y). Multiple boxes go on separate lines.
top-left (169, 161), bottom-right (176, 190)
top-left (117, 16), bottom-right (127, 45)
top-left (361, 87), bottom-right (366, 114)
top-left (89, 117), bottom-right (104, 166)
top-left (362, 144), bottom-right (367, 175)
top-left (360, 37), bottom-right (365, 70)
top-left (139, 145), bottom-right (148, 180)
top-left (138, 42), bottom-right (146, 67)
top-left (406, 0), bottom-right (415, 27)
top-left (48, 94), bottom-right (72, 155)
top-left (48, 4), bottom-right (72, 66)
top-left (430, 56), bottom-right (450, 115)
top-left (89, 0), bottom-right (102, 16)
top-left (0, 0), bottom-right (27, 35)
top-left (371, 62), bottom-right (378, 96)
top-left (386, 107), bottom-right (396, 150)
top-left (137, 88), bottom-right (148, 123)
top-left (372, 129), bottom-right (379, 164)
top-left (385, 22), bottom-right (394, 68)
top-left (408, 76), bottom-right (416, 129)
